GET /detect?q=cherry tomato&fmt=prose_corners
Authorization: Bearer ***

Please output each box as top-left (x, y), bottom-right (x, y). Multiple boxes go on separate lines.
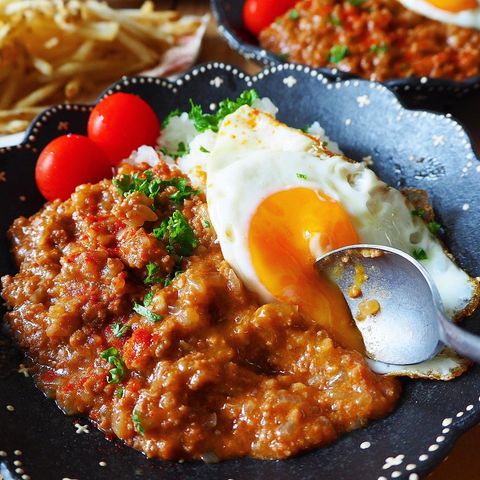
top-left (88, 92), bottom-right (160, 166)
top-left (243, 0), bottom-right (297, 36)
top-left (35, 134), bottom-right (112, 202)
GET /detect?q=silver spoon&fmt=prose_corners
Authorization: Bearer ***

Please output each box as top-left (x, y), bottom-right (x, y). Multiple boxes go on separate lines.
top-left (315, 244), bottom-right (480, 365)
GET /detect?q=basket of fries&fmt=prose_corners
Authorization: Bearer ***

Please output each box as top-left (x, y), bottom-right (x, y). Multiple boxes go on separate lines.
top-left (0, 0), bottom-right (207, 134)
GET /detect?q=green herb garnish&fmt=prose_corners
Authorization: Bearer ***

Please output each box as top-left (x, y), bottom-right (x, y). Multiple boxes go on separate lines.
top-left (412, 248), bottom-right (428, 261)
top-left (370, 43), bottom-right (389, 54)
top-left (411, 209), bottom-right (425, 217)
top-left (133, 302), bottom-right (162, 323)
top-left (115, 387), bottom-right (124, 398)
top-left (153, 210), bottom-right (198, 256)
top-left (428, 221), bottom-right (441, 235)
top-left (348, 0), bottom-right (366, 5)
top-left (296, 173), bottom-right (308, 180)
top-left (160, 142), bottom-right (190, 159)
top-left (113, 170), bottom-right (163, 199)
top-left (112, 323), bottom-right (130, 338)
top-left (203, 220), bottom-right (211, 228)
top-left (167, 177), bottom-right (199, 206)
top-left (145, 262), bottom-right (162, 285)
top-left (100, 347), bottom-right (126, 384)
top-left (199, 146), bottom-right (210, 153)
top-left (329, 44), bottom-right (349, 64)
top-left (133, 409), bottom-right (145, 436)
top-left (188, 89), bottom-right (259, 133)
top-left (113, 171), bottom-right (198, 206)
top-left (330, 14), bottom-right (342, 26)
top-left (143, 290), bottom-right (154, 307)
top-left (289, 9), bottom-right (300, 20)
top-left (278, 52), bottom-right (289, 61)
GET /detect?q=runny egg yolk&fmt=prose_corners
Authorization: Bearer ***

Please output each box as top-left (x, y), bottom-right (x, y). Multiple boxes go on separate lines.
top-left (425, 0), bottom-right (477, 12)
top-left (248, 187), bottom-right (365, 352)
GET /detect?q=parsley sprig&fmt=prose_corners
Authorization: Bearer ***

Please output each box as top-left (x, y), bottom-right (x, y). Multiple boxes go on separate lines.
top-left (133, 302), bottom-right (162, 323)
top-left (113, 170), bottom-right (198, 206)
top-left (428, 221), bottom-right (441, 235)
top-left (160, 141), bottom-right (190, 159)
top-left (144, 262), bottom-right (162, 285)
top-left (153, 210), bottom-right (198, 256)
top-left (412, 248), bottom-right (428, 261)
top-left (329, 44), bottom-right (349, 63)
top-left (133, 409), bottom-right (145, 436)
top-left (112, 323), bottom-right (130, 338)
top-left (144, 261), bottom-right (181, 287)
top-left (188, 89), bottom-right (259, 133)
top-left (100, 347), bottom-right (126, 384)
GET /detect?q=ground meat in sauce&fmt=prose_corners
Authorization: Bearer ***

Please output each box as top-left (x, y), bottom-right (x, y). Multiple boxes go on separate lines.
top-left (259, 0), bottom-right (480, 81)
top-left (1, 162), bottom-right (400, 461)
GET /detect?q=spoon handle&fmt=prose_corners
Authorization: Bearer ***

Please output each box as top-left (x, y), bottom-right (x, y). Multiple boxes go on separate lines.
top-left (437, 310), bottom-right (480, 363)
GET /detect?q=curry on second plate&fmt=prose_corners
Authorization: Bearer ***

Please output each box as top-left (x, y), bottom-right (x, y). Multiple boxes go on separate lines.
top-left (1, 89), bottom-right (479, 461)
top-left (244, 0), bottom-right (480, 81)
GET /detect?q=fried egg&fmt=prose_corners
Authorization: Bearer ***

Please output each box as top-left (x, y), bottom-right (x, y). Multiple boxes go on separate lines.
top-left (206, 105), bottom-right (479, 378)
top-left (398, 0), bottom-right (480, 29)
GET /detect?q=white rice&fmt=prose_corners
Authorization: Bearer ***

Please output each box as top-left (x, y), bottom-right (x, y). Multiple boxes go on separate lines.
top-left (124, 97), bottom-right (343, 189)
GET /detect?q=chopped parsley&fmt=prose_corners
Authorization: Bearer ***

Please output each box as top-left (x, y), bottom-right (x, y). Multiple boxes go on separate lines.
top-left (203, 220), bottom-right (211, 228)
top-left (289, 9), bottom-right (300, 20)
top-left (296, 173), bottom-right (308, 180)
top-left (100, 347), bottom-right (126, 384)
top-left (167, 177), bottom-right (199, 206)
top-left (188, 89), bottom-right (259, 133)
top-left (133, 302), bottom-right (162, 323)
top-left (144, 262), bottom-right (162, 285)
top-left (370, 43), bottom-right (389, 54)
top-left (278, 52), bottom-right (289, 61)
top-left (153, 210), bottom-right (198, 256)
top-left (411, 209), bottom-right (425, 218)
top-left (162, 108), bottom-right (181, 128)
top-left (113, 170), bottom-right (198, 206)
top-left (143, 290), bottom-right (154, 307)
top-left (199, 146), bottom-right (210, 153)
top-left (428, 221), bottom-right (441, 235)
top-left (115, 387), bottom-right (124, 399)
top-left (113, 170), bottom-right (163, 199)
top-left (329, 44), bottom-right (349, 64)
top-left (133, 409), bottom-right (145, 436)
top-left (412, 248), bottom-right (428, 261)
top-left (160, 141), bottom-right (190, 159)
top-left (329, 14), bottom-right (342, 26)
top-left (348, 0), bottom-right (366, 5)
top-left (112, 323), bottom-right (130, 338)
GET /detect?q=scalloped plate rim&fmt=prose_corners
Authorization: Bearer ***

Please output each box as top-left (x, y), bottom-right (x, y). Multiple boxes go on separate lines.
top-left (1, 62), bottom-right (479, 158)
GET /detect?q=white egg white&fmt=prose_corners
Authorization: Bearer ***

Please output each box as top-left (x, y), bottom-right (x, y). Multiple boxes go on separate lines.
top-left (206, 105), bottom-right (479, 380)
top-left (399, 0), bottom-right (480, 29)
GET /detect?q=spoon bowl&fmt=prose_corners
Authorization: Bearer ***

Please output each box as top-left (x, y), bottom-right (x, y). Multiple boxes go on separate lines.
top-left (315, 244), bottom-right (480, 365)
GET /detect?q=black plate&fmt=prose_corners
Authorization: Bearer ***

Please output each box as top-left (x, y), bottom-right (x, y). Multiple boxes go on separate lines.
top-left (1, 63), bottom-right (480, 480)
top-left (211, 0), bottom-right (480, 100)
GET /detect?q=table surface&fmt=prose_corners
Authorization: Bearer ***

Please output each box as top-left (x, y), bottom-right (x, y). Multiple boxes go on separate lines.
top-left (129, 1), bottom-right (480, 478)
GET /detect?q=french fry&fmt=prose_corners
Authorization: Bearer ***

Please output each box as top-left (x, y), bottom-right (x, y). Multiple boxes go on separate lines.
top-left (0, 0), bottom-right (204, 134)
